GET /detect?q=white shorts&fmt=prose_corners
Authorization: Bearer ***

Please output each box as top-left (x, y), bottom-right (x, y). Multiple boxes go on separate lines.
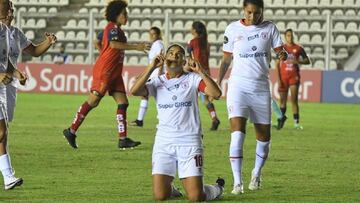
top-left (227, 84), bottom-right (271, 124)
top-left (0, 85), bottom-right (7, 121)
top-left (6, 85), bottom-right (16, 122)
top-left (152, 142), bottom-right (204, 179)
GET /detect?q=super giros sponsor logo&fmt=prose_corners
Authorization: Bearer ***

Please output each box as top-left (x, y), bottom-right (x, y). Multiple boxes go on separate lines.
top-left (157, 101), bottom-right (192, 109)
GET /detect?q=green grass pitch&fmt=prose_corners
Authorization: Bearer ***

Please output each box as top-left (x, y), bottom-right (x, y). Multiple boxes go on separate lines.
top-left (0, 93), bottom-right (359, 202)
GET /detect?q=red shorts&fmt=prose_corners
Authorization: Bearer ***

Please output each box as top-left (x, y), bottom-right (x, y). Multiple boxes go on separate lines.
top-left (278, 72), bottom-right (300, 92)
top-left (91, 66), bottom-right (125, 96)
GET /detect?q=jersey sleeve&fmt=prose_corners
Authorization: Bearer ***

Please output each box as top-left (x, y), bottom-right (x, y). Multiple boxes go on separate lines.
top-left (146, 77), bottom-right (157, 97)
top-left (97, 31), bottom-right (104, 41)
top-left (187, 40), bottom-right (194, 56)
top-left (299, 46), bottom-right (308, 59)
top-left (16, 28), bottom-right (32, 50)
top-left (192, 73), bottom-right (203, 93)
top-left (198, 80), bottom-right (206, 93)
top-left (271, 24), bottom-right (283, 49)
top-left (107, 24), bottom-right (119, 42)
top-left (223, 25), bottom-right (234, 53)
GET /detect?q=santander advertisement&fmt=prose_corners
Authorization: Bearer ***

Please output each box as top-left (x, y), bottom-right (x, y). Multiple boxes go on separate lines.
top-left (17, 63), bottom-right (322, 102)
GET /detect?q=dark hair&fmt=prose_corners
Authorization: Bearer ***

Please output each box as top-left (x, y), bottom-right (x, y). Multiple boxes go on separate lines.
top-left (285, 28), bottom-right (293, 34)
top-left (192, 21), bottom-right (208, 51)
top-left (105, 0), bottom-right (128, 22)
top-left (243, 0), bottom-right (264, 9)
top-left (166, 44), bottom-right (186, 56)
top-left (150, 26), bottom-right (162, 40)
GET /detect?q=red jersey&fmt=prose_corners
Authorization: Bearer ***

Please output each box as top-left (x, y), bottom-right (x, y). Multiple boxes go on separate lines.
top-left (93, 22), bottom-right (127, 74)
top-left (280, 43), bottom-right (307, 76)
top-left (187, 37), bottom-right (210, 70)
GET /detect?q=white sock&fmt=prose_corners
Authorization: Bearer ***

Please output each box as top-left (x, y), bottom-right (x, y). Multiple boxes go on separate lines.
top-left (137, 99), bottom-right (148, 121)
top-left (253, 140), bottom-right (270, 177)
top-left (229, 131), bottom-right (246, 186)
top-left (0, 154), bottom-right (13, 182)
top-left (204, 184), bottom-right (221, 201)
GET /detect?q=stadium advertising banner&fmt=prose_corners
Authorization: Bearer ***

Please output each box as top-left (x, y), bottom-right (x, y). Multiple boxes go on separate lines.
top-left (322, 71), bottom-right (360, 104)
top-left (17, 63), bottom-right (334, 103)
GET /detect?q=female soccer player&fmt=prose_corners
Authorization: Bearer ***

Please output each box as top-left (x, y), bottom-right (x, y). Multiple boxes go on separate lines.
top-left (131, 44), bottom-right (224, 202)
top-left (216, 0), bottom-right (287, 194)
top-left (187, 21), bottom-right (220, 131)
top-left (276, 29), bottom-right (310, 130)
top-left (0, 0), bottom-right (30, 190)
top-left (131, 26), bottom-right (164, 127)
top-left (63, 0), bottom-right (150, 149)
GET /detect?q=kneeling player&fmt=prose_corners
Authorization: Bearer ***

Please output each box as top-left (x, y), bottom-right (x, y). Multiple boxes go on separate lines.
top-left (131, 44), bottom-right (224, 202)
top-left (62, 0), bottom-right (150, 149)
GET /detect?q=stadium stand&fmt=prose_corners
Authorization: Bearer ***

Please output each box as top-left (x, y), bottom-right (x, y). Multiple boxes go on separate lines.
top-left (13, 0), bottom-right (360, 70)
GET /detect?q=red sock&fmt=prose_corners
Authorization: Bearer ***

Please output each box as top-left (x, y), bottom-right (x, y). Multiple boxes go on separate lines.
top-left (117, 104), bottom-right (129, 139)
top-left (70, 102), bottom-right (92, 133)
top-left (206, 103), bottom-right (218, 121)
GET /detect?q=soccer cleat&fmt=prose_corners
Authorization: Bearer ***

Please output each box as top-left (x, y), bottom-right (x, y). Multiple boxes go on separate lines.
top-left (63, 128), bottom-right (78, 149)
top-left (276, 115), bottom-right (287, 130)
top-left (210, 119), bottom-right (220, 131)
top-left (248, 170), bottom-right (261, 190)
top-left (231, 183), bottom-right (244, 195)
top-left (129, 119), bottom-right (143, 127)
top-left (294, 123), bottom-right (303, 130)
top-left (118, 137), bottom-right (141, 150)
top-left (170, 185), bottom-right (183, 198)
top-left (214, 177), bottom-right (225, 199)
top-left (4, 176), bottom-right (23, 190)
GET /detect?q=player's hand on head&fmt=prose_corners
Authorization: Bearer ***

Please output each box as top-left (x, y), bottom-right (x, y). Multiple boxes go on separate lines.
top-left (151, 53), bottom-right (165, 69)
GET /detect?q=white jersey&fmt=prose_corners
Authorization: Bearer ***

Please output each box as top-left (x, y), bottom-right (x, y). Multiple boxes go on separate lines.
top-left (8, 26), bottom-right (32, 87)
top-left (223, 20), bottom-right (283, 92)
top-left (148, 39), bottom-right (164, 64)
top-left (146, 72), bottom-right (203, 146)
top-left (0, 23), bottom-right (10, 72)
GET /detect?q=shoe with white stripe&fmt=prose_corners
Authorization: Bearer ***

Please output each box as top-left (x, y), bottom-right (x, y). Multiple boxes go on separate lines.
top-left (4, 176), bottom-right (23, 190)
top-left (248, 170), bottom-right (261, 190)
top-left (231, 183), bottom-right (244, 195)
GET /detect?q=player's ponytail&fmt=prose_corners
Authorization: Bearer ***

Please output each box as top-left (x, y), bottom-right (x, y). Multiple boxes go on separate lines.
top-left (192, 21), bottom-right (208, 53)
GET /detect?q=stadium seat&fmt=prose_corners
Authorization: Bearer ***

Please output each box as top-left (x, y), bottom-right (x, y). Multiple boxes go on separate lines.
top-left (309, 9), bottom-right (320, 15)
top-left (209, 58), bottom-right (217, 68)
top-left (37, 19), bottom-right (46, 28)
top-left (152, 20), bottom-right (163, 29)
top-left (64, 19), bottom-right (77, 29)
top-left (76, 31), bottom-right (87, 40)
top-left (66, 42), bottom-right (75, 50)
top-left (218, 9), bottom-right (227, 15)
top-left (346, 22), bottom-right (358, 31)
top-left (310, 22), bottom-right (323, 31)
top-left (208, 33), bottom-right (217, 43)
top-left (333, 9), bottom-right (344, 16)
top-left (286, 9), bottom-right (296, 15)
top-left (319, 0), bottom-right (331, 6)
top-left (331, 0), bottom-right (343, 7)
top-left (307, 0), bottom-right (319, 7)
top-left (130, 20), bottom-right (140, 28)
top-left (42, 54), bottom-right (53, 63)
top-left (98, 20), bottom-right (107, 29)
top-left (38, 7), bottom-right (47, 13)
top-left (264, 9), bottom-right (273, 16)
top-left (344, 0), bottom-right (355, 5)
top-left (55, 31), bottom-right (65, 40)
top-left (172, 20), bottom-right (183, 29)
top-left (313, 60), bottom-right (325, 69)
top-left (184, 33), bottom-right (192, 42)
top-left (313, 47), bottom-right (324, 55)
top-left (311, 34), bottom-right (323, 44)
top-left (172, 33), bottom-right (184, 42)
top-left (272, 0), bottom-right (284, 7)
top-left (185, 9), bottom-right (195, 15)
top-left (129, 32), bottom-right (140, 41)
top-left (218, 21), bottom-right (228, 30)
top-left (337, 48), bottom-right (349, 58)
top-left (142, 8), bottom-right (151, 14)
top-left (25, 30), bottom-right (35, 40)
top-left (296, 0), bottom-right (308, 7)
top-left (66, 31), bottom-right (76, 40)
top-left (207, 9), bottom-right (217, 15)
top-left (141, 20), bottom-right (151, 29)
top-left (345, 9), bottom-right (356, 15)
top-left (333, 22), bottom-right (345, 32)
top-left (74, 55), bottom-right (84, 64)
top-left (76, 43), bottom-right (86, 50)
top-left (78, 19), bottom-right (88, 28)
top-left (153, 8), bottom-right (162, 14)
top-left (330, 60), bottom-right (337, 70)
top-left (348, 35), bottom-right (359, 45)
top-left (141, 32), bottom-right (149, 41)
top-left (274, 9), bottom-right (285, 15)
top-left (196, 9), bottom-right (206, 15)
top-left (334, 35), bottom-right (347, 45)
top-left (286, 21), bottom-right (297, 30)
top-left (299, 34), bottom-right (310, 44)
top-left (127, 56), bottom-right (138, 65)
top-left (79, 8), bottom-right (88, 13)
top-left (139, 57), bottom-right (148, 65)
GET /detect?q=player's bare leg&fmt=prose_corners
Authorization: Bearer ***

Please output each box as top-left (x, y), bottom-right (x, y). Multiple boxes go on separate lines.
top-left (278, 90), bottom-right (289, 129)
top-left (112, 92), bottom-right (141, 149)
top-left (63, 92), bottom-right (101, 149)
top-left (203, 95), bottom-right (220, 131)
top-left (0, 119), bottom-right (23, 190)
top-left (229, 117), bottom-right (247, 194)
top-left (290, 85), bottom-right (302, 130)
top-left (182, 176), bottom-right (224, 201)
top-left (130, 95), bottom-right (148, 127)
top-left (153, 175), bottom-right (183, 200)
top-left (249, 123), bottom-right (271, 190)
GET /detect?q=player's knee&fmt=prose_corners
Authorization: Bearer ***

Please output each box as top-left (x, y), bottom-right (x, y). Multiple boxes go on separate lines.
top-left (153, 191), bottom-right (170, 201)
top-left (118, 103), bottom-right (129, 110)
top-left (187, 191), bottom-right (204, 202)
top-left (0, 128), bottom-right (7, 142)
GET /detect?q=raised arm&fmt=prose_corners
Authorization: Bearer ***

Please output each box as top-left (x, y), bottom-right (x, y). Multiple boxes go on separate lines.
top-left (109, 41), bottom-right (150, 52)
top-left (130, 54), bottom-right (165, 96)
top-left (24, 32), bottom-right (57, 57)
top-left (190, 60), bottom-right (222, 99)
